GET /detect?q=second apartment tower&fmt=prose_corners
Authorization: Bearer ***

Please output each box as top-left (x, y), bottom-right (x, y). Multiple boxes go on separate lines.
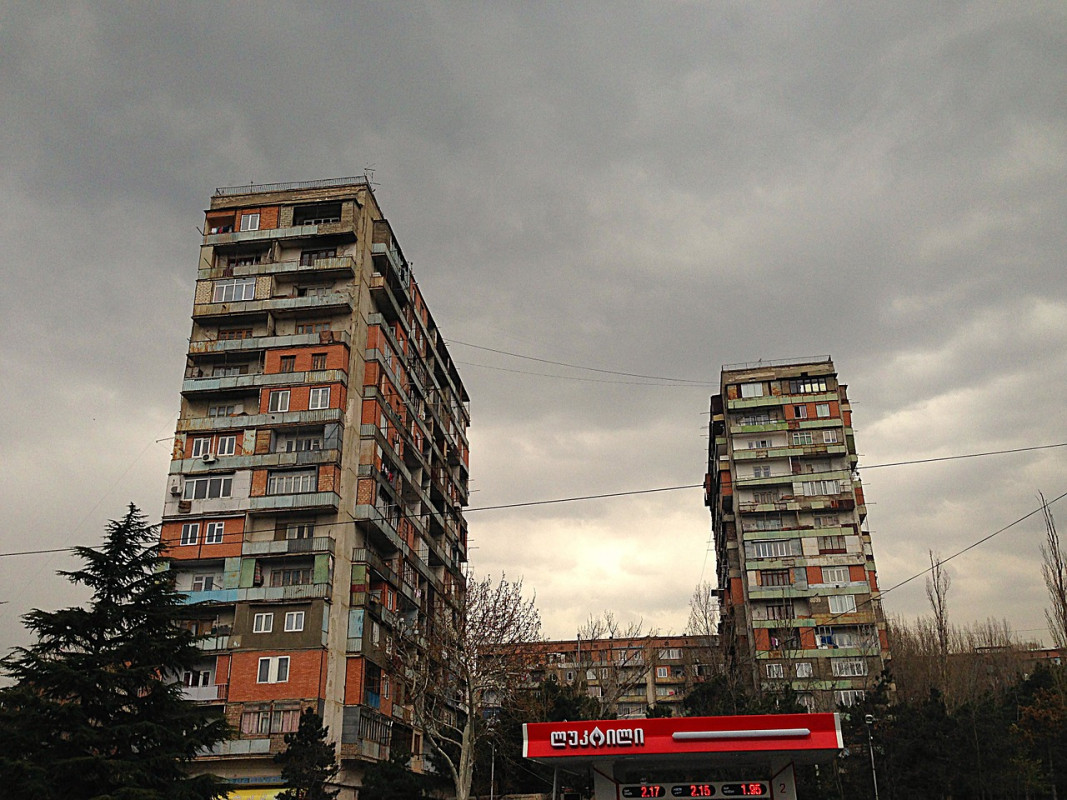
top-left (160, 178), bottom-right (469, 792)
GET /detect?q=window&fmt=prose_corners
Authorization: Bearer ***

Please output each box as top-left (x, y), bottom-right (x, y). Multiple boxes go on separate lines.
top-left (212, 364), bottom-right (248, 377)
top-left (267, 470), bottom-right (316, 495)
top-left (257, 656), bottom-right (290, 683)
top-left (285, 522), bottom-right (315, 540)
top-left (752, 540), bottom-right (794, 559)
top-left (835, 626), bottom-right (877, 649)
top-left (205, 522), bottom-right (225, 545)
top-left (191, 574), bottom-right (216, 592)
top-left (308, 387), bottom-right (330, 410)
top-left (271, 568), bottom-right (312, 587)
top-left (765, 600), bottom-right (795, 620)
top-left (253, 613), bottom-right (273, 633)
top-left (766, 663), bottom-right (784, 678)
top-left (761, 569), bottom-right (792, 587)
top-left (789, 377), bottom-right (828, 394)
top-left (752, 465), bottom-right (771, 478)
top-left (180, 523), bottom-right (199, 546)
top-left (738, 412), bottom-right (778, 425)
top-left (832, 658), bottom-right (868, 677)
top-left (296, 321), bottom-right (330, 334)
top-left (212, 278), bottom-right (255, 302)
top-left (218, 328), bottom-right (253, 340)
top-left (269, 390), bottom-right (290, 413)
top-left (284, 611), bottom-right (305, 632)
top-left (279, 356), bottom-right (296, 373)
top-left (740, 382), bottom-right (764, 398)
top-left (828, 595), bottom-right (858, 614)
top-left (296, 285), bottom-right (328, 298)
top-left (816, 626), bottom-right (836, 648)
top-left (208, 404), bottom-right (237, 417)
top-left (753, 491), bottom-right (779, 504)
top-left (793, 405), bottom-right (808, 419)
top-left (240, 212), bottom-right (260, 231)
top-left (796, 662), bottom-right (813, 678)
top-left (813, 514), bottom-right (839, 529)
top-left (818, 535), bottom-right (848, 553)
top-left (791, 431), bottom-right (814, 446)
top-left (310, 352), bottom-right (327, 371)
top-left (183, 669), bottom-right (211, 687)
top-left (226, 252), bottom-right (263, 267)
top-left (241, 708), bottom-right (300, 735)
top-left (834, 689), bottom-right (865, 707)
top-left (284, 435), bottom-right (322, 452)
top-left (300, 248), bottom-right (337, 266)
top-left (816, 403), bottom-right (831, 418)
top-left (294, 203), bottom-right (341, 225)
top-left (802, 480), bottom-right (840, 496)
top-left (746, 439), bottom-right (771, 449)
top-left (823, 429), bottom-right (840, 444)
top-left (745, 516), bottom-right (783, 531)
top-left (191, 437), bottom-right (211, 458)
top-left (183, 476), bottom-right (233, 500)
top-left (656, 666), bottom-right (668, 679)
top-left (216, 435), bottom-right (236, 456)
top-left (659, 648), bottom-right (682, 660)
top-left (822, 566), bottom-right (850, 584)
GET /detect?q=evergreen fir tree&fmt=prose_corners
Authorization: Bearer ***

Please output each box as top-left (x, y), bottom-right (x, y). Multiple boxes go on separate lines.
top-left (0, 504), bottom-right (229, 800)
top-left (274, 708), bottom-right (340, 800)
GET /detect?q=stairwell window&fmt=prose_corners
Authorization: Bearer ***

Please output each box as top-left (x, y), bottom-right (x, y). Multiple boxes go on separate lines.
top-left (212, 278), bottom-right (256, 302)
top-left (257, 656), bottom-right (289, 683)
top-left (269, 390), bottom-right (290, 413)
top-left (308, 387), bottom-right (330, 410)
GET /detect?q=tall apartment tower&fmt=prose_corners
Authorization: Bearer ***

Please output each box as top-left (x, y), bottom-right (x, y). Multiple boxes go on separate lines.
top-left (160, 178), bottom-right (470, 796)
top-left (705, 357), bottom-right (889, 711)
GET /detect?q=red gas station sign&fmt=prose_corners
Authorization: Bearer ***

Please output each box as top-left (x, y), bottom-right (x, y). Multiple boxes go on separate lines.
top-left (523, 713), bottom-right (842, 760)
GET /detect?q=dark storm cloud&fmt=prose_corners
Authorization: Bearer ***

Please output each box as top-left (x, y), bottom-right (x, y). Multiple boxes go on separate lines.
top-left (2, 2), bottom-right (1065, 646)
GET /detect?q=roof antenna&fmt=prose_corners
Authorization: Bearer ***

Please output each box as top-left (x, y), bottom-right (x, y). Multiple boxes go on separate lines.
top-left (363, 165), bottom-right (379, 187)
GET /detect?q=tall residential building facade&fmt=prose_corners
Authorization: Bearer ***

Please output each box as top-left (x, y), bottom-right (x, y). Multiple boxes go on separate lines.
top-left (705, 357), bottom-right (889, 711)
top-left (160, 178), bottom-right (470, 796)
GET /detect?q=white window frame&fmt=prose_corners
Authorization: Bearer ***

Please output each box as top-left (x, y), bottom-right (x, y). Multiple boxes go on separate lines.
top-left (656, 666), bottom-right (668, 679)
top-left (180, 523), bottom-right (199, 546)
top-left (253, 613), bottom-right (273, 633)
top-left (269, 390), bottom-right (290, 413)
top-left (753, 465), bottom-right (771, 478)
top-left (191, 437), bottom-right (211, 458)
top-left (791, 431), bottom-right (814, 446)
top-left (191, 574), bottom-right (216, 592)
top-left (216, 435), bottom-right (236, 456)
top-left (257, 656), bottom-right (290, 683)
top-left (740, 382), bottom-right (764, 398)
top-left (766, 663), bottom-right (784, 679)
top-left (308, 386), bottom-right (330, 410)
top-left (796, 662), bottom-right (813, 678)
top-left (212, 278), bottom-right (256, 303)
top-left (815, 403), bottom-right (831, 418)
top-left (240, 212), bottom-right (261, 231)
top-left (793, 405), bottom-right (808, 419)
top-left (284, 611), bottom-right (305, 632)
top-left (267, 469), bottom-right (316, 495)
top-left (834, 689), bottom-right (865, 707)
top-left (752, 540), bottom-right (793, 559)
top-left (823, 429), bottom-right (840, 444)
top-left (205, 521), bottom-right (225, 545)
top-left (829, 595), bottom-right (858, 615)
top-left (832, 658), bottom-right (869, 677)
top-left (183, 475), bottom-right (233, 500)
top-left (822, 566), bottom-right (850, 584)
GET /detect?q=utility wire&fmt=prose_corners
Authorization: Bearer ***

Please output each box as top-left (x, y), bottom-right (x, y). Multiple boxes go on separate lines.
top-left (455, 359), bottom-right (706, 387)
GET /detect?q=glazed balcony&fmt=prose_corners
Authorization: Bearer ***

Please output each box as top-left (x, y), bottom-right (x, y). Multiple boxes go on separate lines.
top-left (249, 490), bottom-right (341, 514)
top-left (192, 291), bottom-right (354, 322)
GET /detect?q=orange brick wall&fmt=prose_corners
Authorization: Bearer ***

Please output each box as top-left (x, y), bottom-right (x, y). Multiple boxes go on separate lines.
top-left (849, 565), bottom-right (867, 582)
top-left (345, 657), bottom-right (365, 705)
top-left (227, 650), bottom-right (324, 702)
top-left (264, 344), bottom-right (348, 374)
top-left (161, 517), bottom-right (244, 560)
top-left (259, 383), bottom-right (345, 413)
top-left (180, 432), bottom-right (244, 459)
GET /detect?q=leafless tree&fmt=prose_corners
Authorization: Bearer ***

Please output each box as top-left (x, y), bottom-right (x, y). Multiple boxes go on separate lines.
top-left (1040, 493), bottom-right (1067, 650)
top-left (576, 612), bottom-right (654, 717)
top-left (926, 550), bottom-right (951, 687)
top-left (394, 573), bottom-right (542, 800)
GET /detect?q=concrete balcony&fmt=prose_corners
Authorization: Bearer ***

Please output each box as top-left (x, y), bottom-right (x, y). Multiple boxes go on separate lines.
top-left (201, 738), bottom-right (272, 757)
top-left (177, 588), bottom-right (239, 605)
top-left (726, 391), bottom-right (838, 410)
top-left (192, 292), bottom-right (354, 322)
top-left (182, 684), bottom-right (222, 702)
top-left (251, 255), bottom-right (356, 279)
top-left (243, 536), bottom-right (336, 557)
top-left (238, 583), bottom-right (331, 602)
top-left (188, 330), bottom-right (351, 356)
top-left (203, 223), bottom-right (322, 247)
top-left (177, 407), bottom-right (343, 433)
top-left (172, 448), bottom-right (342, 476)
top-left (249, 490), bottom-right (341, 514)
top-left (196, 634), bottom-right (231, 652)
top-left (181, 368), bottom-right (347, 397)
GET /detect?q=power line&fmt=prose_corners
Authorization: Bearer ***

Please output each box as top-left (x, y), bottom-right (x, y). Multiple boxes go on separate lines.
top-left (455, 359), bottom-right (706, 387)
top-left (862, 441), bottom-right (1067, 470)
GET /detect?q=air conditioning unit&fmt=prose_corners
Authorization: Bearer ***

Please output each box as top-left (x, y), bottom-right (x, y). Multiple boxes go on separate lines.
top-left (202, 454), bottom-right (218, 464)
top-left (169, 482), bottom-right (182, 496)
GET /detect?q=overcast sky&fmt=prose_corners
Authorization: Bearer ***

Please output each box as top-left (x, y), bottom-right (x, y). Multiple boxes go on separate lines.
top-left (2, 2), bottom-right (1066, 651)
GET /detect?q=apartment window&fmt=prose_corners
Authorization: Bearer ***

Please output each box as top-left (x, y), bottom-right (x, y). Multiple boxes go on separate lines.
top-left (310, 353), bottom-right (328, 371)
top-left (746, 439), bottom-right (771, 449)
top-left (761, 569), bottom-right (792, 587)
top-left (746, 516), bottom-right (783, 531)
top-left (296, 285), bottom-right (328, 298)
top-left (191, 574), bottom-right (216, 592)
top-left (828, 595), bottom-right (858, 615)
top-left (208, 404), bottom-right (237, 417)
top-left (816, 403), bottom-right (831, 418)
top-left (300, 248), bottom-right (337, 266)
top-left (267, 470), bottom-right (316, 495)
top-left (752, 540), bottom-right (793, 559)
top-left (813, 514), bottom-right (839, 529)
top-left (796, 662), bottom-right (813, 678)
top-left (279, 356), bottom-right (297, 373)
top-left (822, 566), bottom-right (850, 584)
top-left (253, 613), bottom-right (273, 633)
top-left (766, 663), bottom-right (784, 679)
top-left (205, 522), bottom-right (225, 545)
top-left (226, 252), bottom-right (262, 267)
top-left (212, 278), bottom-right (256, 302)
top-left (190, 437), bottom-right (211, 458)
top-left (284, 611), bottom-right (305, 632)
top-left (285, 522), bottom-right (315, 540)
top-left (752, 465), bottom-right (771, 478)
top-left (765, 600), bottom-right (795, 620)
top-left (240, 212), bottom-right (260, 232)
top-left (213, 364), bottom-right (248, 378)
top-left (753, 491), bottom-right (779, 504)
top-left (835, 626), bottom-right (877, 649)
top-left (791, 431), bottom-right (814, 446)
top-left (269, 390), bottom-right (290, 413)
top-left (281, 432), bottom-right (323, 452)
top-left (241, 708), bottom-right (300, 736)
top-left (216, 435), bottom-right (236, 456)
top-left (271, 568), bottom-right (312, 587)
top-left (793, 405), bottom-right (808, 419)
top-left (656, 666), bottom-right (669, 679)
top-left (308, 387), bottom-right (330, 410)
top-left (218, 328), bottom-right (253, 340)
top-left (789, 377), bottom-right (828, 394)
top-left (803, 480), bottom-right (840, 496)
top-left (294, 203), bottom-right (341, 225)
top-left (257, 656), bottom-right (290, 683)
top-left (740, 382), bottom-right (764, 398)
top-left (833, 658), bottom-right (868, 677)
top-left (180, 523), bottom-right (199, 546)
top-left (816, 626), bottom-right (836, 648)
top-left (182, 669), bottom-right (211, 687)
top-left (296, 321), bottom-right (330, 334)
top-left (183, 476), bottom-right (233, 500)
top-left (818, 535), bottom-right (848, 554)
top-left (834, 689), bottom-right (866, 707)
top-left (823, 429), bottom-right (840, 444)
top-left (738, 412), bottom-right (777, 425)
